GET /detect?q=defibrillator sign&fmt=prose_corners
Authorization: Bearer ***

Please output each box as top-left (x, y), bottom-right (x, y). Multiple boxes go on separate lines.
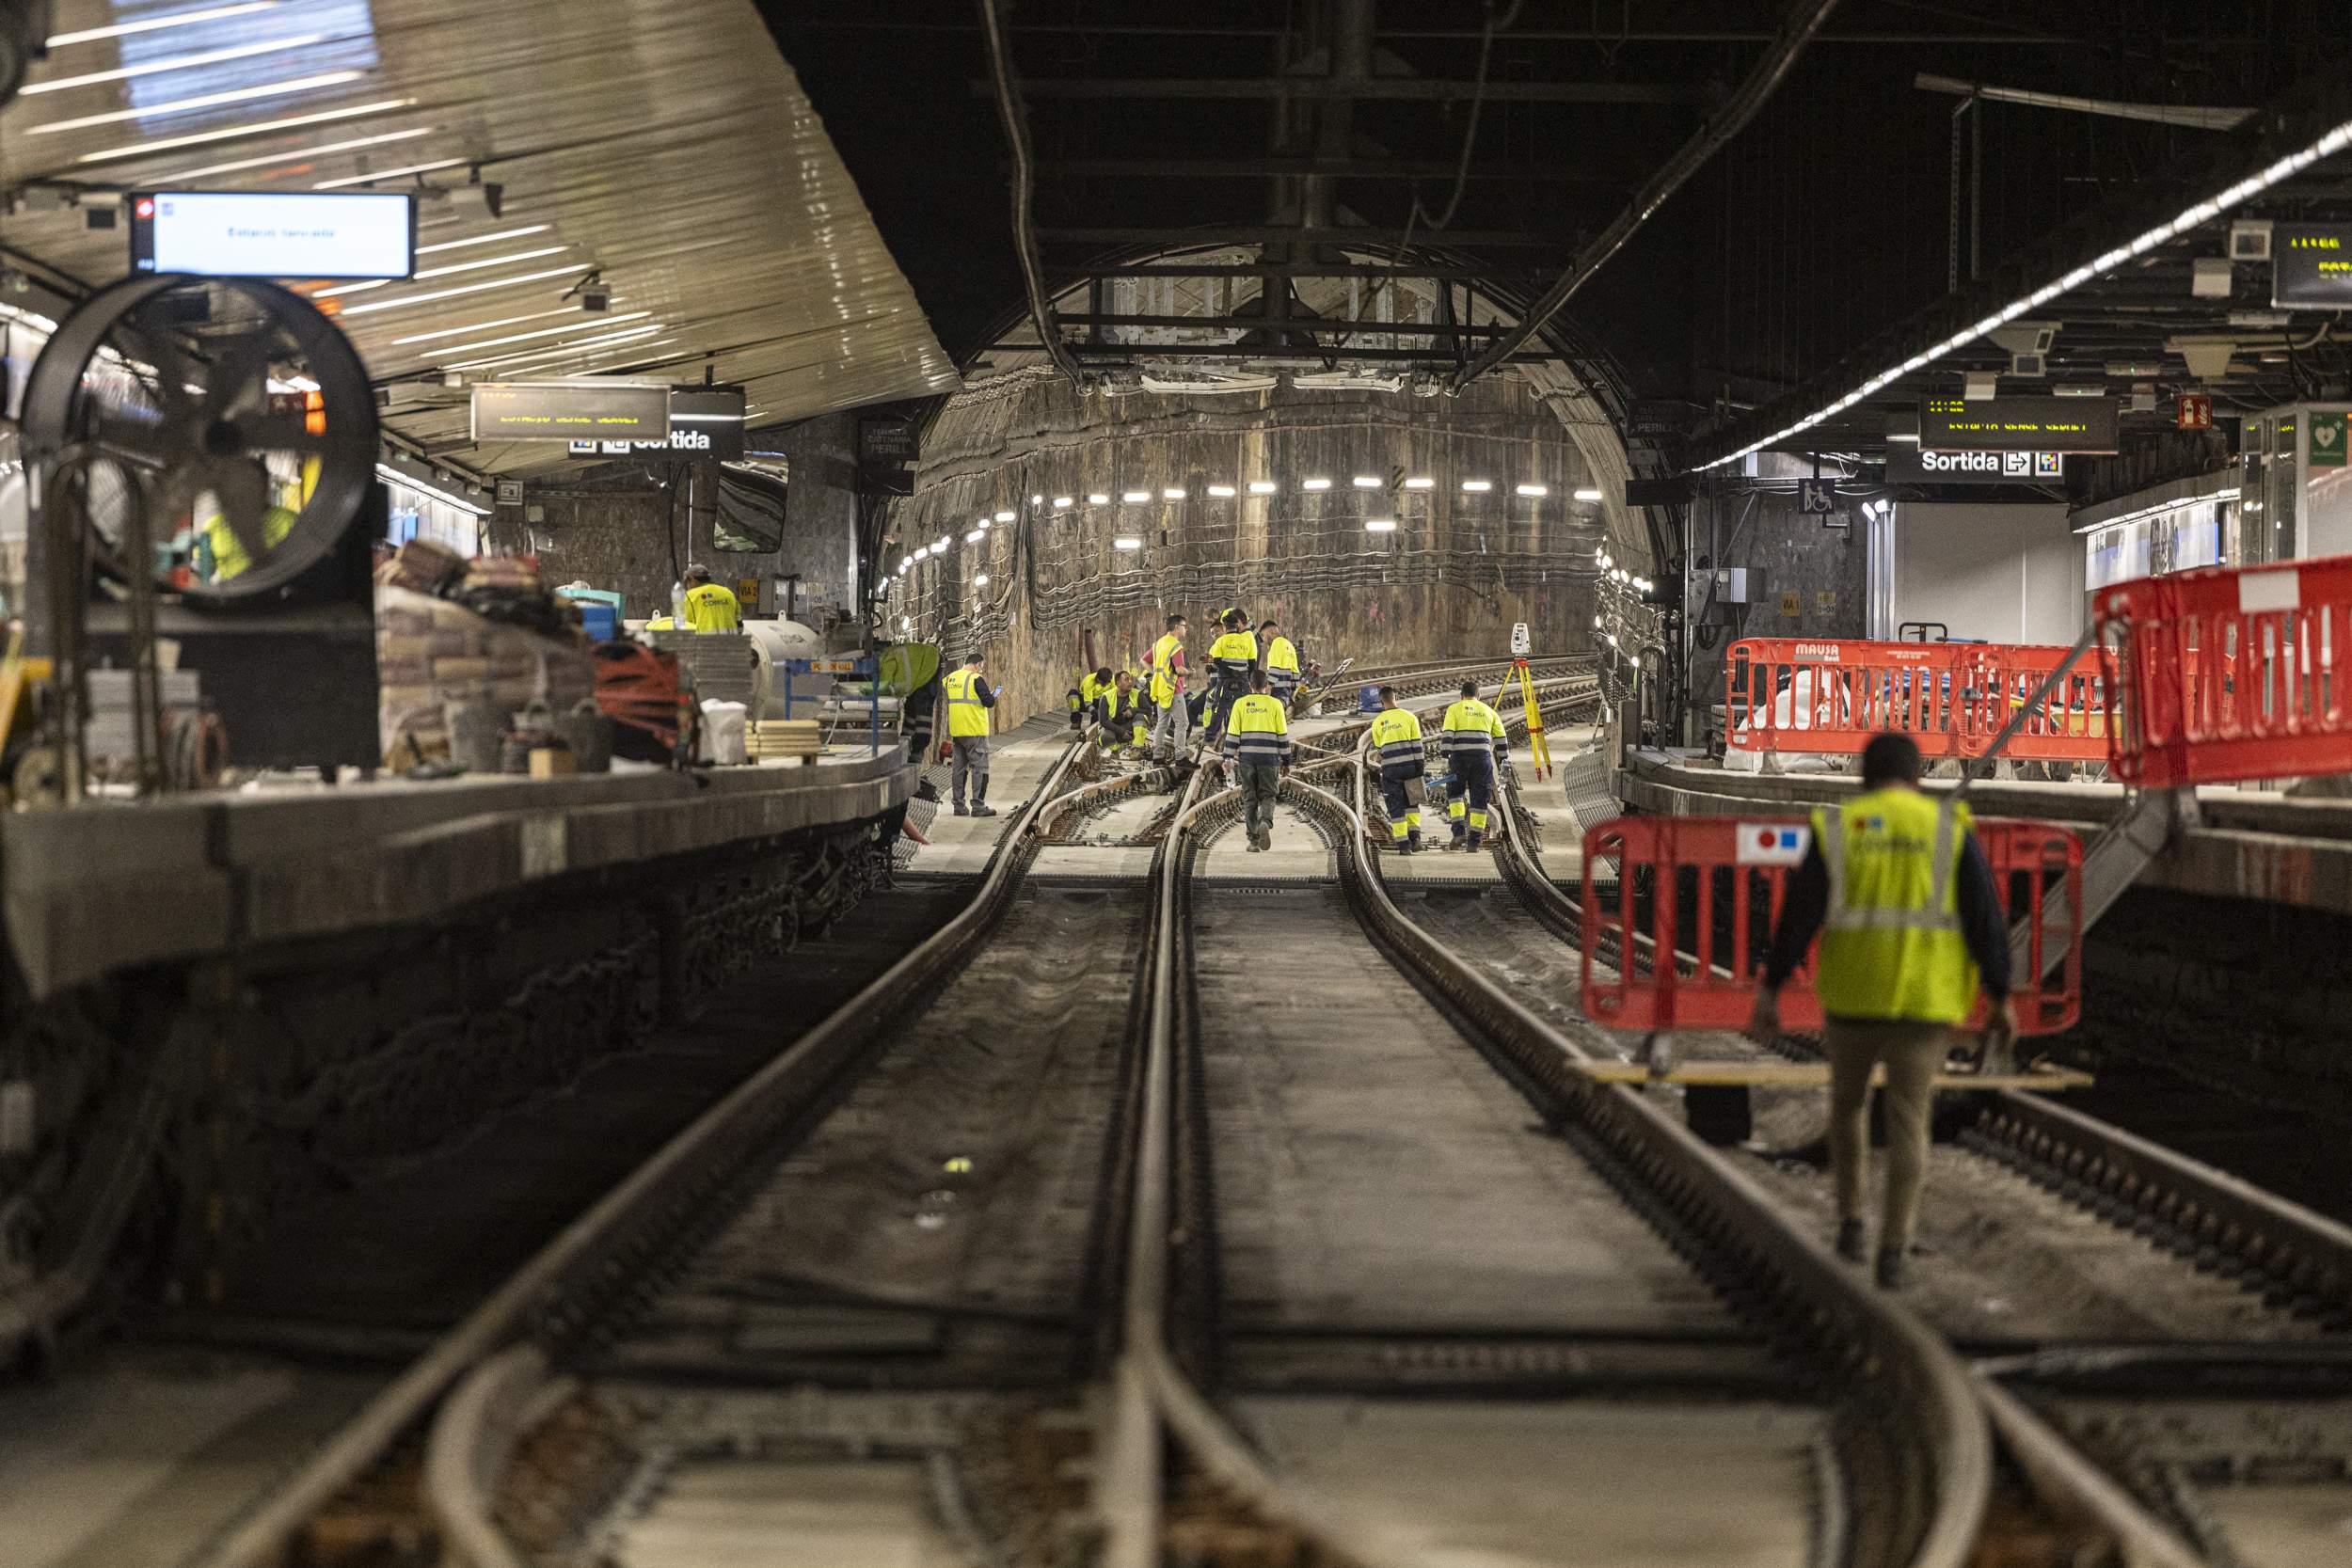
top-left (1736, 822), bottom-right (1811, 865)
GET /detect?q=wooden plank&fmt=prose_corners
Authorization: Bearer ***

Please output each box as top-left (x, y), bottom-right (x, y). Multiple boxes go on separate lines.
top-left (1573, 1059), bottom-right (2094, 1092)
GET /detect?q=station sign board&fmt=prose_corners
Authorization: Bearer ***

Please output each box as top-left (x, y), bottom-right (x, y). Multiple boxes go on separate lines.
top-left (1920, 396), bottom-right (2118, 452)
top-left (473, 380), bottom-right (670, 442)
top-left (131, 190), bottom-right (415, 279)
top-left (2273, 225), bottom-right (2352, 310)
top-left (1883, 447), bottom-right (2065, 483)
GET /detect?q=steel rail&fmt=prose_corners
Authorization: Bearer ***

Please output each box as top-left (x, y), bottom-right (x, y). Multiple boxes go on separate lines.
top-left (188, 731), bottom-right (1107, 1568)
top-left (1315, 731), bottom-right (1990, 1568)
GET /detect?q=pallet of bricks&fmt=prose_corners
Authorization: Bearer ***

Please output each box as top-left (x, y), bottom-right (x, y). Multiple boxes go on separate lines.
top-left (374, 542), bottom-right (596, 768)
top-left (748, 719), bottom-right (823, 765)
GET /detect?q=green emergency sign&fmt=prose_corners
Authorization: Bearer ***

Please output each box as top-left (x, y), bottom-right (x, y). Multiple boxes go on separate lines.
top-left (2312, 411), bottom-right (2348, 469)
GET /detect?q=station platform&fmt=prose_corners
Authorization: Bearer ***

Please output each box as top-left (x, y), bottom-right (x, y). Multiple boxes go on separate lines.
top-left (6, 747), bottom-right (914, 999)
top-left (1621, 752), bottom-right (2352, 918)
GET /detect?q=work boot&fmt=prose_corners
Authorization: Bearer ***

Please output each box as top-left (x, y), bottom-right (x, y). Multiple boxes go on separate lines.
top-left (1465, 833), bottom-right (1483, 851)
top-left (1836, 1219), bottom-right (1867, 1263)
top-left (1407, 831), bottom-right (1423, 853)
top-left (971, 802), bottom-right (998, 818)
top-left (1875, 1246), bottom-right (1911, 1291)
top-left (952, 802), bottom-right (968, 816)
top-left (915, 779), bottom-right (939, 803)
top-left (1444, 836), bottom-right (1468, 852)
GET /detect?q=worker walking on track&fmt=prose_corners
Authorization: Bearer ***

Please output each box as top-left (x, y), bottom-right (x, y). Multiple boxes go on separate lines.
top-left (1748, 732), bottom-right (2018, 1291)
top-left (1221, 670), bottom-right (1293, 852)
top-left (1367, 685), bottom-right (1427, 852)
top-left (941, 650), bottom-right (1000, 818)
top-left (1260, 618), bottom-right (1302, 708)
top-left (680, 563), bottom-right (741, 632)
top-left (1149, 613), bottom-right (1190, 762)
top-left (1438, 679), bottom-right (1510, 851)
top-left (1202, 610), bottom-right (1260, 749)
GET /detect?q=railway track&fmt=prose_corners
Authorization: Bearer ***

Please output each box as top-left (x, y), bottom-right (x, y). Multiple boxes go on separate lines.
top-left (1448, 730), bottom-right (2352, 1563)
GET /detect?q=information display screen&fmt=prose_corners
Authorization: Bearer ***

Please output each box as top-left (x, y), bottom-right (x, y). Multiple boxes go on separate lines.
top-left (562, 386), bottom-right (747, 458)
top-left (472, 381), bottom-right (673, 442)
top-left (1919, 395), bottom-right (2118, 452)
top-left (2273, 224), bottom-right (2352, 310)
top-left (131, 191), bottom-right (416, 279)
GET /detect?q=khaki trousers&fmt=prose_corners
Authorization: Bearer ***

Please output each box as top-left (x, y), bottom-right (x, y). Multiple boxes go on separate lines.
top-left (1822, 1018), bottom-right (1949, 1251)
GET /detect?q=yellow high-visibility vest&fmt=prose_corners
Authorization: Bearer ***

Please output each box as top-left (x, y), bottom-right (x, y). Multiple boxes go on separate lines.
top-left (1812, 788), bottom-right (1979, 1024)
top-left (682, 582), bottom-right (740, 632)
top-left (1150, 632), bottom-right (1185, 705)
top-left (1265, 635), bottom-right (1300, 676)
top-left (943, 667), bottom-right (993, 737)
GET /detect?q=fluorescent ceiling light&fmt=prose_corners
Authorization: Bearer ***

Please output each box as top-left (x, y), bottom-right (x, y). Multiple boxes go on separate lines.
top-left (975, 519), bottom-right (990, 531)
top-left (1403, 476), bottom-right (1435, 490)
top-left (1352, 475), bottom-right (1382, 488)
top-left (375, 463), bottom-right (487, 515)
top-left (1461, 479), bottom-right (1493, 492)
top-left (1087, 493), bottom-right (1110, 505)
top-left (1163, 486), bottom-right (1186, 499)
top-left (1365, 518), bottom-right (1398, 532)
top-left (1572, 486), bottom-right (1604, 501)
top-left (415, 225), bottom-right (552, 256)
top-left (672, 413), bottom-right (744, 423)
top-left (338, 264), bottom-right (588, 316)
top-left (1113, 536), bottom-right (1143, 550)
top-left (1697, 111), bottom-right (2352, 472)
top-left (965, 530), bottom-right (984, 544)
top-left (395, 305), bottom-right (579, 342)
top-left (30, 71), bottom-right (366, 135)
top-left (48, 4), bottom-right (286, 49)
top-left (1053, 496), bottom-right (1073, 508)
top-left (1248, 480), bottom-right (1278, 495)
top-left (24, 34), bottom-right (326, 94)
top-left (1031, 495), bottom-right (1042, 504)
top-left (76, 98), bottom-right (418, 166)
top-left (313, 158), bottom-right (467, 190)
top-left (974, 574), bottom-right (990, 587)
top-left (160, 126), bottom-right (432, 182)
top-left (1516, 483), bottom-right (1549, 498)
top-left (1301, 477), bottom-right (1332, 491)
top-left (410, 245), bottom-right (570, 280)
top-left (993, 509), bottom-right (1014, 521)
top-left (423, 311), bottom-right (649, 357)
top-left (1207, 483), bottom-right (1235, 498)
top-left (1121, 489), bottom-right (1151, 503)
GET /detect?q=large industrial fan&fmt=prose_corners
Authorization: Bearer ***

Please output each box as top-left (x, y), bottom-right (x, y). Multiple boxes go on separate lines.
top-left (17, 275), bottom-right (386, 792)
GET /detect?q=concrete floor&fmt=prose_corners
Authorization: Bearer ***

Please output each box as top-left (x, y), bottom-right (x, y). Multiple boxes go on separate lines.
top-left (613, 1458), bottom-right (964, 1568)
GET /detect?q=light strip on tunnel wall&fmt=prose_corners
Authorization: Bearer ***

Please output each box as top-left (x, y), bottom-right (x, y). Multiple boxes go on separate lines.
top-left (75, 99), bottom-right (419, 165)
top-left (48, 3), bottom-right (286, 48)
top-left (160, 126), bottom-right (433, 183)
top-left (23, 35), bottom-right (327, 94)
top-left (28, 71), bottom-right (367, 135)
top-left (1696, 114), bottom-right (2352, 471)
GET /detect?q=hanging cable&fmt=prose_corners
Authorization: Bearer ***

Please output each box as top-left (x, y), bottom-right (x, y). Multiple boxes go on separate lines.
top-left (1412, 0), bottom-right (1522, 234)
top-left (977, 0), bottom-right (1087, 389)
top-left (1451, 0), bottom-right (1845, 391)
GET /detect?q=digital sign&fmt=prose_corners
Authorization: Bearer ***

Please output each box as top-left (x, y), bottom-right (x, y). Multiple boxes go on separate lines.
top-left (131, 191), bottom-right (415, 280)
top-left (1919, 396), bottom-right (2118, 453)
top-left (563, 387), bottom-right (746, 459)
top-left (472, 381), bottom-right (672, 442)
top-left (1884, 447), bottom-right (2066, 484)
top-left (2273, 224), bottom-right (2352, 310)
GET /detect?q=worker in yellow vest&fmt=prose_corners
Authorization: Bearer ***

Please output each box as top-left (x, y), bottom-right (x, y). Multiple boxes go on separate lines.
top-left (1259, 618), bottom-right (1302, 708)
top-left (1437, 679), bottom-right (1510, 851)
top-left (1201, 610), bottom-right (1259, 750)
top-left (1750, 733), bottom-right (2018, 1291)
top-left (681, 563), bottom-right (741, 632)
top-left (1220, 670), bottom-right (1293, 852)
top-left (1077, 667), bottom-right (1112, 732)
top-left (1367, 685), bottom-right (1427, 852)
top-left (1102, 669), bottom-right (1146, 752)
top-left (940, 649), bottom-right (999, 817)
top-left (1148, 613), bottom-right (1189, 762)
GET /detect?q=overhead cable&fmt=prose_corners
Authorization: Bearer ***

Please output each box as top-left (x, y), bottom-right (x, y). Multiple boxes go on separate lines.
top-left (1451, 0), bottom-right (1844, 391)
top-left (977, 0), bottom-right (1088, 388)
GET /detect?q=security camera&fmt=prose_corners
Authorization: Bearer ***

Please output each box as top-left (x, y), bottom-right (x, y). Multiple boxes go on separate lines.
top-left (580, 280), bottom-right (612, 312)
top-left (444, 178), bottom-right (504, 221)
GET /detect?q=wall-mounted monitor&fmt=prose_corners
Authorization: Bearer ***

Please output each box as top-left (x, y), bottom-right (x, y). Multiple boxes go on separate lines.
top-left (130, 190), bottom-right (417, 280)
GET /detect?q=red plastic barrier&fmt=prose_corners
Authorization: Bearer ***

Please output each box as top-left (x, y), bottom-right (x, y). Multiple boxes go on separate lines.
top-left (1580, 814), bottom-right (2082, 1037)
top-left (1724, 638), bottom-right (2116, 766)
top-left (2098, 555), bottom-right (2352, 788)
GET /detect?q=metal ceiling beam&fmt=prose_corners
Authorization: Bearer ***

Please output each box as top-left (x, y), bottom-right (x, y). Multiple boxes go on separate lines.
top-left (1082, 262), bottom-right (1522, 281)
top-left (1040, 313), bottom-right (1514, 337)
top-left (1037, 225), bottom-right (1569, 248)
top-left (1915, 73), bottom-right (2253, 132)
top-left (971, 77), bottom-right (1708, 104)
top-left (1033, 155), bottom-right (1620, 183)
top-left (1453, 0), bottom-right (1848, 390)
top-left (978, 342), bottom-right (1562, 364)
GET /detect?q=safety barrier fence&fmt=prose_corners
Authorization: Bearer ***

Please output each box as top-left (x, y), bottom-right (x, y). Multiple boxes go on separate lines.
top-left (1724, 638), bottom-right (2117, 766)
top-left (1580, 815), bottom-right (2082, 1037)
top-left (2098, 554), bottom-right (2352, 789)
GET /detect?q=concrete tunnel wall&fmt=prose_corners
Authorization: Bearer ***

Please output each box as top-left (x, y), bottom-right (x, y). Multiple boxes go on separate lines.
top-left (886, 370), bottom-right (1637, 726)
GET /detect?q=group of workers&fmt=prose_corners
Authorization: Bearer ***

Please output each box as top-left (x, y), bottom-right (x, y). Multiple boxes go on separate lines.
top-left (1122, 608), bottom-right (1309, 762)
top-left (1364, 680), bottom-right (1513, 852)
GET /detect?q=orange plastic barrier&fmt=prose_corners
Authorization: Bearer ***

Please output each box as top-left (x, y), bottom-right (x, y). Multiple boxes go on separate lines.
top-left (2098, 555), bottom-right (2352, 788)
top-left (1580, 815), bottom-right (2082, 1037)
top-left (1724, 638), bottom-right (2115, 766)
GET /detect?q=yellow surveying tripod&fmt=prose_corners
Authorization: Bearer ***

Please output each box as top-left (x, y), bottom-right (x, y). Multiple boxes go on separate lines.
top-left (1506, 657), bottom-right (1552, 781)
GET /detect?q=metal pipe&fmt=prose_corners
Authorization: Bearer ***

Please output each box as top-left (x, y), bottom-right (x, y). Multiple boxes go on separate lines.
top-left (976, 0), bottom-right (1087, 388)
top-left (1914, 72), bottom-right (2252, 132)
top-left (1452, 0), bottom-right (1847, 390)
